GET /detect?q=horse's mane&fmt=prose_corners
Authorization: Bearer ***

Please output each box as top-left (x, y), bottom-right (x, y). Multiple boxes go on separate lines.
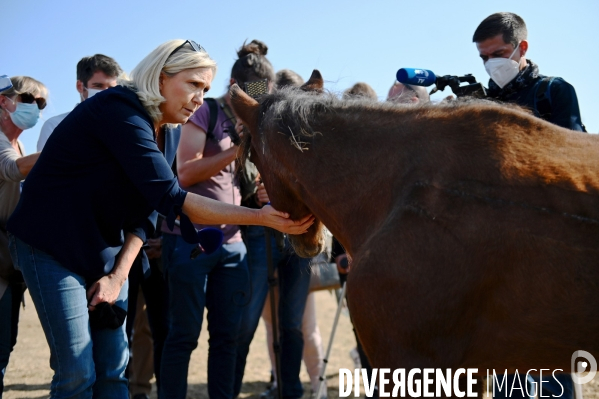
top-left (239, 86), bottom-right (533, 162)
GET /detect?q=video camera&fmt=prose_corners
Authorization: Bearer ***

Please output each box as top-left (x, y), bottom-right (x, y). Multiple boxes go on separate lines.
top-left (396, 68), bottom-right (487, 99)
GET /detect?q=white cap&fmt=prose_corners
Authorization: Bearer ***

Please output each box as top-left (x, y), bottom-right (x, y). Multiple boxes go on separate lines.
top-left (0, 75), bottom-right (13, 92)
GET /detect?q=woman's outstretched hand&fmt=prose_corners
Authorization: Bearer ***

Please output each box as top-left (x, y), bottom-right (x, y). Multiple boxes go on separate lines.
top-left (259, 205), bottom-right (314, 235)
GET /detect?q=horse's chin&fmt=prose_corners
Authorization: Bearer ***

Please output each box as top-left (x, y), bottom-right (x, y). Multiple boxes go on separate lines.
top-left (288, 230), bottom-right (326, 258)
top-left (292, 241), bottom-right (324, 258)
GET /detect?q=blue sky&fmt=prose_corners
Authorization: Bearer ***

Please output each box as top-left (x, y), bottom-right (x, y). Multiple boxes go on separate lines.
top-left (3, 0), bottom-right (597, 153)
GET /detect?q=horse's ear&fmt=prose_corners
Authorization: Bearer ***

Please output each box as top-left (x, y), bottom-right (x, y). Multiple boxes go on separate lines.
top-left (300, 70), bottom-right (324, 93)
top-left (229, 84), bottom-right (260, 129)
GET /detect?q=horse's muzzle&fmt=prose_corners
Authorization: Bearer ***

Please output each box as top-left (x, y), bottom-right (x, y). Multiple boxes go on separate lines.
top-left (289, 235), bottom-right (325, 258)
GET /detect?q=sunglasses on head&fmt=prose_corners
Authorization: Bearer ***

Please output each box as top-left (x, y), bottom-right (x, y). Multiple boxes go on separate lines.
top-left (19, 92), bottom-right (47, 110)
top-left (166, 40), bottom-right (206, 62)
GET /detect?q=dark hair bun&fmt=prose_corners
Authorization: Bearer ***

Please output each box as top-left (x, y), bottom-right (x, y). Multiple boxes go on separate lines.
top-left (237, 40), bottom-right (268, 59)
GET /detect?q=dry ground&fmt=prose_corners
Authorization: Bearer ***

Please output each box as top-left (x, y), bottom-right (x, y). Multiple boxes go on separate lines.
top-left (4, 291), bottom-right (599, 399)
top-left (3, 289), bottom-right (360, 399)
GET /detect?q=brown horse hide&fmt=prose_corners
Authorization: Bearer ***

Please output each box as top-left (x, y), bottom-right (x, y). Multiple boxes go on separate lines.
top-left (230, 70), bottom-right (599, 376)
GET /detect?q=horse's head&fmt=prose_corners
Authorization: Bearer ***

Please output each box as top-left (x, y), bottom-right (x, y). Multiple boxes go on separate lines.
top-left (230, 70), bottom-right (326, 258)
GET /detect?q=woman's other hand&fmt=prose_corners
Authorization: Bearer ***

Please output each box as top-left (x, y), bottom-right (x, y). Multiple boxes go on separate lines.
top-left (86, 274), bottom-right (126, 311)
top-left (258, 205), bottom-right (314, 235)
top-left (256, 182), bottom-right (270, 205)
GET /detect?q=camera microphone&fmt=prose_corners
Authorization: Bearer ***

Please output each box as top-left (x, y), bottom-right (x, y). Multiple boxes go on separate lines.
top-left (396, 68), bottom-right (437, 87)
top-left (397, 68), bottom-right (487, 98)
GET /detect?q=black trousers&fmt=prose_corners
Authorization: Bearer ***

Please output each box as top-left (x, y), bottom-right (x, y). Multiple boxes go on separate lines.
top-left (125, 257), bottom-right (169, 393)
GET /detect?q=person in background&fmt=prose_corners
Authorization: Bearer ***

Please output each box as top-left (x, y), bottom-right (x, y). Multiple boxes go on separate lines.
top-left (0, 75), bottom-right (48, 396)
top-left (473, 12), bottom-right (585, 399)
top-left (7, 39), bottom-right (312, 399)
top-left (231, 44), bottom-right (314, 399)
top-left (261, 287), bottom-right (327, 399)
top-left (274, 69), bottom-right (303, 89)
top-left (159, 39), bottom-right (269, 399)
top-left (127, 213), bottom-right (171, 399)
top-left (342, 82), bottom-right (377, 100)
top-left (37, 54), bottom-right (122, 151)
top-left (386, 81), bottom-right (429, 104)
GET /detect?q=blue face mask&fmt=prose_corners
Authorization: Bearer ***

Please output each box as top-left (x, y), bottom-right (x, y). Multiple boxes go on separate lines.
top-left (7, 100), bottom-right (40, 130)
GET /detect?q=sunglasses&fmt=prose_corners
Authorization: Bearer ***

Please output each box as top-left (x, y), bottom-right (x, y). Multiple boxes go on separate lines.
top-left (166, 40), bottom-right (206, 62)
top-left (19, 92), bottom-right (47, 110)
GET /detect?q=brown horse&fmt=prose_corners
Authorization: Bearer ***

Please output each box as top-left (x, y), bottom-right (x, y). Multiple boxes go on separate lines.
top-left (229, 70), bottom-right (599, 379)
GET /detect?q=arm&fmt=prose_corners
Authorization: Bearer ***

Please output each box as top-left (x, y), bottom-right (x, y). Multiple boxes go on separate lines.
top-left (0, 143), bottom-right (25, 182)
top-left (90, 94), bottom-right (313, 235)
top-left (177, 122), bottom-right (238, 187)
top-left (15, 153), bottom-right (40, 177)
top-left (182, 192), bottom-right (313, 235)
top-left (86, 232), bottom-right (143, 309)
top-left (548, 78), bottom-right (585, 132)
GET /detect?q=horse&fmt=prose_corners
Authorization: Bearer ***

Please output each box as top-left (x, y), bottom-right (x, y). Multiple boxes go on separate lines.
top-left (229, 70), bottom-right (599, 388)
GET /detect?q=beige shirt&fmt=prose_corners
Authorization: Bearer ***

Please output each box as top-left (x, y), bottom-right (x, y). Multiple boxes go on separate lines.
top-left (0, 129), bottom-right (25, 295)
top-left (0, 129), bottom-right (25, 226)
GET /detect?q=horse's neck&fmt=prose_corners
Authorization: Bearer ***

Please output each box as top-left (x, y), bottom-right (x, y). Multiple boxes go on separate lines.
top-left (291, 133), bottom-right (398, 256)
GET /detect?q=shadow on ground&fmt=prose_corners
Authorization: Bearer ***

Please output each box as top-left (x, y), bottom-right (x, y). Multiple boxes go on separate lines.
top-left (4, 383), bottom-right (51, 399)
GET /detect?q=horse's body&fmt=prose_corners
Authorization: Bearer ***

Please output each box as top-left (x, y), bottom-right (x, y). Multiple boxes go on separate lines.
top-left (230, 72), bottom-right (599, 378)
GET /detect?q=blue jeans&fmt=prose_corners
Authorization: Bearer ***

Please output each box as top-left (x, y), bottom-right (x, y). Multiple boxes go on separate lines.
top-left (0, 280), bottom-right (25, 396)
top-left (493, 373), bottom-right (574, 398)
top-left (234, 226), bottom-right (312, 399)
top-left (9, 234), bottom-right (129, 399)
top-left (160, 234), bottom-right (248, 399)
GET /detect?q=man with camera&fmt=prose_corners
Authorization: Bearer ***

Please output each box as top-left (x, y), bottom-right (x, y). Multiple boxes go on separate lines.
top-left (472, 11), bottom-right (585, 399)
top-left (473, 12), bottom-right (585, 132)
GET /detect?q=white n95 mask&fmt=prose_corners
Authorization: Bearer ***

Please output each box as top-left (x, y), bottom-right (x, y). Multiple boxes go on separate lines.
top-left (86, 88), bottom-right (102, 98)
top-left (485, 43), bottom-right (521, 88)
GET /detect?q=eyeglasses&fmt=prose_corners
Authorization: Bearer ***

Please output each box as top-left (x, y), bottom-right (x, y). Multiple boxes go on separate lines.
top-left (19, 92), bottom-right (47, 110)
top-left (166, 40), bottom-right (206, 62)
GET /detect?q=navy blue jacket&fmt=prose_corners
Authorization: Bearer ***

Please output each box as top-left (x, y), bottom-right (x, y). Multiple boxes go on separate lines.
top-left (8, 86), bottom-right (187, 281)
top-left (488, 75), bottom-right (585, 132)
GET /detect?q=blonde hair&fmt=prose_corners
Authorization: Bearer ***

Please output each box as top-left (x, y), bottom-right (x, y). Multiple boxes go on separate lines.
top-left (125, 39), bottom-right (217, 124)
top-left (0, 76), bottom-right (48, 99)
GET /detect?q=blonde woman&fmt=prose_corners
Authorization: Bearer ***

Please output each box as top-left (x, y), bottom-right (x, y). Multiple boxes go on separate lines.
top-left (7, 40), bottom-right (312, 398)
